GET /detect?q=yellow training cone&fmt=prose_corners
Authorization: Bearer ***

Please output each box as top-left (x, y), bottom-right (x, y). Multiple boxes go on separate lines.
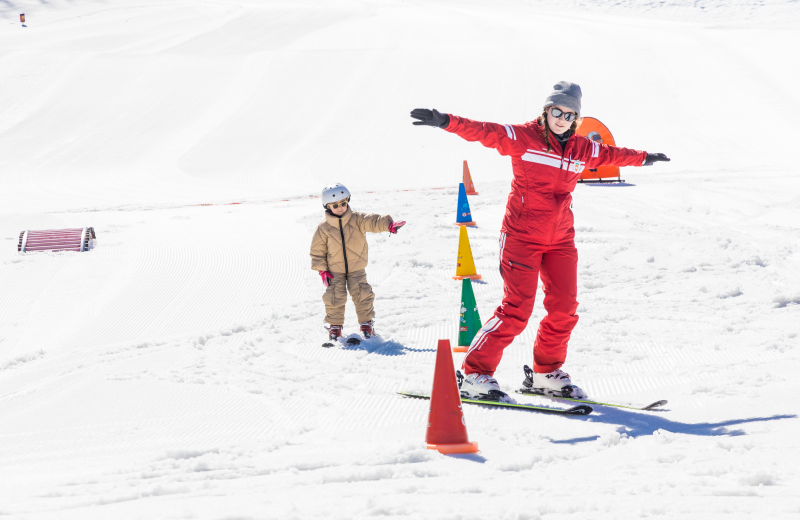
top-left (453, 226), bottom-right (482, 280)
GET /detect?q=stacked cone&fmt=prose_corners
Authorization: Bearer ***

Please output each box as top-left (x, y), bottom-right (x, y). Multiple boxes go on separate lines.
top-left (453, 183), bottom-right (476, 226)
top-left (426, 339), bottom-right (479, 454)
top-left (452, 162), bottom-right (483, 352)
top-left (453, 226), bottom-right (481, 280)
top-left (463, 160), bottom-right (479, 195)
top-left (454, 279), bottom-right (482, 353)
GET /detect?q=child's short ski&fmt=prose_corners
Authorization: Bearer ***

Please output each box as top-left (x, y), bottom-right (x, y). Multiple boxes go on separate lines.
top-left (519, 365), bottom-right (667, 411)
top-left (397, 392), bottom-right (592, 415)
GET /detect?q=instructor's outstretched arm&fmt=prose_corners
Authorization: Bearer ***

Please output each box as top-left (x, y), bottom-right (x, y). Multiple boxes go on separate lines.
top-left (410, 108), bottom-right (526, 157)
top-left (587, 142), bottom-right (671, 169)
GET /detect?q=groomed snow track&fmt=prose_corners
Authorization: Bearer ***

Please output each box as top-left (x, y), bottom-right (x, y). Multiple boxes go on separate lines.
top-left (1, 1), bottom-right (799, 518)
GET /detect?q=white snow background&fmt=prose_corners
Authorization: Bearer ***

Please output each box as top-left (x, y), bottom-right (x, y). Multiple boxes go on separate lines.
top-left (1, 0), bottom-right (799, 518)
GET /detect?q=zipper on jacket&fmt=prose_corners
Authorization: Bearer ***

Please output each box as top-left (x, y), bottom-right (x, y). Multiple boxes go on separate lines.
top-left (507, 260), bottom-right (534, 271)
top-left (522, 196), bottom-right (525, 208)
top-left (548, 147), bottom-right (570, 245)
top-left (338, 218), bottom-right (349, 275)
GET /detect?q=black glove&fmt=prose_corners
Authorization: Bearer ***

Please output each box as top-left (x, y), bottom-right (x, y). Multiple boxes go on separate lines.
top-left (410, 108), bottom-right (450, 129)
top-left (643, 153), bottom-right (670, 166)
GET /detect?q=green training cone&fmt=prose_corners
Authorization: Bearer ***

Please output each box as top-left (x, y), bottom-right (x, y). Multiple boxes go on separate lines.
top-left (457, 278), bottom-right (482, 348)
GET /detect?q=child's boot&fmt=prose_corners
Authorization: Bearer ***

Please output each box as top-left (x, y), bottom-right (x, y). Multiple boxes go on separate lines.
top-left (322, 324), bottom-right (343, 348)
top-left (360, 320), bottom-right (375, 339)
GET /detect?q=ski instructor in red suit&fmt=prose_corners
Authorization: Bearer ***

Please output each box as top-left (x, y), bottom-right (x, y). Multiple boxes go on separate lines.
top-left (411, 82), bottom-right (670, 403)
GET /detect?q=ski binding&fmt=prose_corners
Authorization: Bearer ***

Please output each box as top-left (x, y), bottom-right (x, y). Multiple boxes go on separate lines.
top-left (520, 365), bottom-right (668, 411)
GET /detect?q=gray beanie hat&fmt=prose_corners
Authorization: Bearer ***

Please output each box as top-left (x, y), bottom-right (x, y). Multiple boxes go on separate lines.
top-left (543, 81), bottom-right (582, 116)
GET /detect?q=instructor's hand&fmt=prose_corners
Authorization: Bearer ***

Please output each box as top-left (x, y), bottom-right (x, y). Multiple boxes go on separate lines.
top-left (643, 153), bottom-right (670, 166)
top-left (410, 108), bottom-right (450, 129)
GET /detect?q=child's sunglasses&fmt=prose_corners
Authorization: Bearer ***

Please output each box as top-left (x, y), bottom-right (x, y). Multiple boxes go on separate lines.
top-left (327, 200), bottom-right (348, 209)
top-left (550, 107), bottom-right (578, 122)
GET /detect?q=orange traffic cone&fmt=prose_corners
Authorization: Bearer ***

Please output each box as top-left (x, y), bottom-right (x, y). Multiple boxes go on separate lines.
top-left (426, 339), bottom-right (479, 454)
top-left (463, 161), bottom-right (479, 195)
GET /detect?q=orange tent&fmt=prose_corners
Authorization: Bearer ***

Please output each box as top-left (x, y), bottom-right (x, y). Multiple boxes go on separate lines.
top-left (575, 117), bottom-right (622, 183)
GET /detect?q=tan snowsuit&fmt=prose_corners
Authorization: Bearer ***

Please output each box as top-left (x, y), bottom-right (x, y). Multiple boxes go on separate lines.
top-left (310, 207), bottom-right (393, 325)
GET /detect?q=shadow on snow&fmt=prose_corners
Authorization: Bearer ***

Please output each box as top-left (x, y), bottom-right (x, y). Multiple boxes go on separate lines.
top-left (548, 407), bottom-right (796, 444)
top-left (339, 336), bottom-right (435, 355)
top-left (448, 453), bottom-right (488, 463)
top-left (586, 182), bottom-right (636, 187)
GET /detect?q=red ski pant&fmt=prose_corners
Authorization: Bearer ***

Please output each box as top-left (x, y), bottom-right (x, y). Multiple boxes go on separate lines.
top-left (463, 233), bottom-right (579, 376)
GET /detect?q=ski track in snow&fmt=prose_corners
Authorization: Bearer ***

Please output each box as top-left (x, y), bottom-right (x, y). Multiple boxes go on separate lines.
top-left (1, 0), bottom-right (800, 518)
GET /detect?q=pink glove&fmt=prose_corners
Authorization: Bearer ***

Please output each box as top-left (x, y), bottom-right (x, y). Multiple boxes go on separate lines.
top-left (388, 220), bottom-right (406, 234)
top-left (319, 271), bottom-right (333, 287)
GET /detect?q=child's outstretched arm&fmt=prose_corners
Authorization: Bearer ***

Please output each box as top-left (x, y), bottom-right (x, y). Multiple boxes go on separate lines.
top-left (357, 213), bottom-right (394, 234)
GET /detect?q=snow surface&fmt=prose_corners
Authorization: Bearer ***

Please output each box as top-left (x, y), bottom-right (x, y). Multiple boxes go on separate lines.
top-left (1, 0), bottom-right (799, 518)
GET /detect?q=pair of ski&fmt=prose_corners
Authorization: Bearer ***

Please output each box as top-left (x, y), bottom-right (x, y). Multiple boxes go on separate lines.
top-left (322, 337), bottom-right (363, 348)
top-left (323, 328), bottom-right (376, 348)
top-left (399, 366), bottom-right (667, 416)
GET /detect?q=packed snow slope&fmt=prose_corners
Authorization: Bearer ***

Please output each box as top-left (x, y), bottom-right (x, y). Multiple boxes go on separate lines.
top-left (1, 0), bottom-right (799, 518)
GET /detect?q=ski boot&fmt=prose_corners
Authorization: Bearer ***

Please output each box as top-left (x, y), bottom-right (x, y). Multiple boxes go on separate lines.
top-left (521, 365), bottom-right (587, 398)
top-left (344, 321), bottom-right (374, 346)
top-left (359, 320), bottom-right (375, 339)
top-left (322, 324), bottom-right (343, 348)
top-left (457, 370), bottom-right (516, 403)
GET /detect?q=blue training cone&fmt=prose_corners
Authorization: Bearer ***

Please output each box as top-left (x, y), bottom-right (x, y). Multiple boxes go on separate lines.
top-left (453, 183), bottom-right (476, 226)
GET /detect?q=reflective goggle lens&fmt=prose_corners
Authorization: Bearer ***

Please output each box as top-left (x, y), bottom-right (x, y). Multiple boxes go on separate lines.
top-left (551, 107), bottom-right (578, 122)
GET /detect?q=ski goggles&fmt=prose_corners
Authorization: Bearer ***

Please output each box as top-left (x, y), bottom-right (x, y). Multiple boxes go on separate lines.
top-left (550, 107), bottom-right (578, 122)
top-left (326, 199), bottom-right (348, 209)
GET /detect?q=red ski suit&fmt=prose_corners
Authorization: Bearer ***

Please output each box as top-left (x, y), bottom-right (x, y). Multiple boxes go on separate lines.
top-left (444, 115), bottom-right (646, 375)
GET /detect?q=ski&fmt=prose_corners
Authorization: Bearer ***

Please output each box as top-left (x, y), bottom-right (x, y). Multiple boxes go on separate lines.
top-left (519, 365), bottom-right (667, 411)
top-left (397, 392), bottom-right (593, 415)
top-left (515, 389), bottom-right (667, 411)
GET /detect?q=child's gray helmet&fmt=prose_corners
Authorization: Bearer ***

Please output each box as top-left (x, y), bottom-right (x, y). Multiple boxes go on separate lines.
top-left (321, 183), bottom-right (351, 207)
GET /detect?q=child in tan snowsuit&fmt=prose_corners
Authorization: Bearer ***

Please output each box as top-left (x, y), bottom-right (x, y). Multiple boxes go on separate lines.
top-left (310, 183), bottom-right (405, 341)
